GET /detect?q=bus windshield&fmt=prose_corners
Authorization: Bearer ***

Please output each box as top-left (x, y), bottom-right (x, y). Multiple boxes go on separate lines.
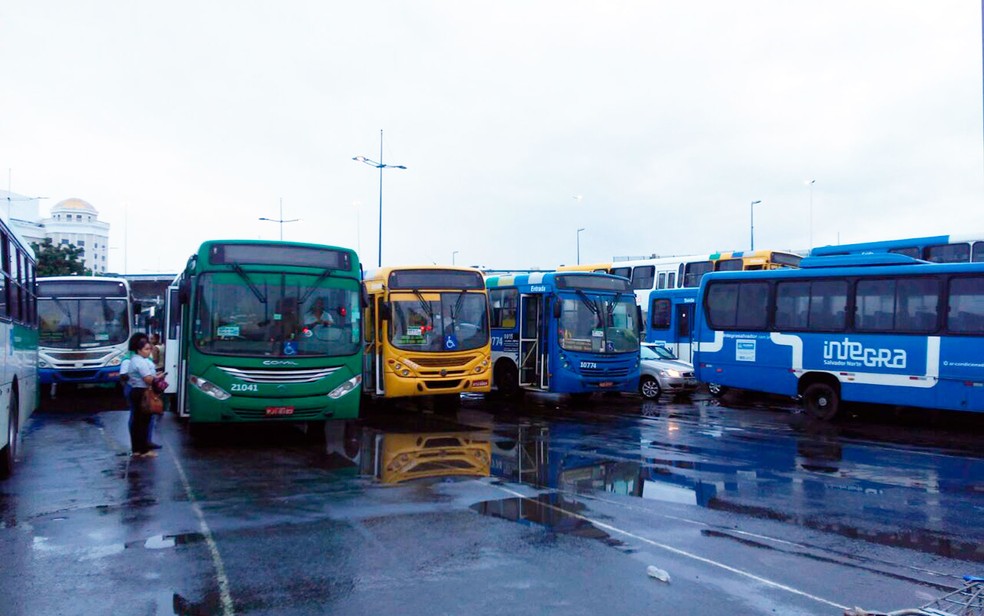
top-left (389, 291), bottom-right (489, 352)
top-left (39, 298), bottom-right (129, 349)
top-left (193, 272), bottom-right (361, 357)
top-left (558, 293), bottom-right (639, 353)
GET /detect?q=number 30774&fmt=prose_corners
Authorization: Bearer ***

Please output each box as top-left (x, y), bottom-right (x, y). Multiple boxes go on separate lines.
top-left (230, 383), bottom-right (259, 392)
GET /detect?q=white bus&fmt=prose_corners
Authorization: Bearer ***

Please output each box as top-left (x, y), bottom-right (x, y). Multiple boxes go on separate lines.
top-left (37, 276), bottom-right (136, 388)
top-left (0, 218), bottom-right (39, 478)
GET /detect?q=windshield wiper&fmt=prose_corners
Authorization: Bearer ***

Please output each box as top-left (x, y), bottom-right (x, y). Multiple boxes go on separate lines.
top-left (412, 290), bottom-right (435, 320)
top-left (300, 268), bottom-right (334, 304)
top-left (231, 262), bottom-right (267, 305)
top-left (575, 290), bottom-right (599, 315)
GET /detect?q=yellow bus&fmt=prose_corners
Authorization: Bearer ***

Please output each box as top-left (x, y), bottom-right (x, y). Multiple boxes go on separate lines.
top-left (711, 249), bottom-right (802, 272)
top-left (363, 266), bottom-right (492, 401)
top-left (556, 262), bottom-right (613, 273)
top-left (377, 432), bottom-right (491, 483)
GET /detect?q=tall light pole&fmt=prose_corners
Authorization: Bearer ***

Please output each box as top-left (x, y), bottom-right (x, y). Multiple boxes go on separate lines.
top-left (258, 197), bottom-right (299, 240)
top-left (807, 179), bottom-right (816, 248)
top-left (353, 130), bottom-right (407, 267)
top-left (576, 228), bottom-right (585, 265)
top-left (452, 250), bottom-right (459, 265)
top-left (750, 200), bottom-right (761, 250)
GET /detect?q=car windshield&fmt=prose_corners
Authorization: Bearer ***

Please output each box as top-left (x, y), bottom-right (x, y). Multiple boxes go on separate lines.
top-left (389, 291), bottom-right (489, 352)
top-left (557, 292), bottom-right (639, 353)
top-left (642, 345), bottom-right (677, 360)
top-left (193, 271), bottom-right (361, 357)
top-left (39, 298), bottom-right (130, 349)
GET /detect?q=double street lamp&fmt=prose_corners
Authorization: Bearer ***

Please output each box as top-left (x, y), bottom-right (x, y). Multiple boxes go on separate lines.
top-left (259, 198), bottom-right (299, 240)
top-left (353, 130), bottom-right (406, 267)
top-left (750, 200), bottom-right (761, 250)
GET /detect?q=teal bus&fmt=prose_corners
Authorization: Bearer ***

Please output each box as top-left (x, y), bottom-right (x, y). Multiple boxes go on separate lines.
top-left (170, 240), bottom-right (363, 425)
top-left (0, 217), bottom-right (38, 478)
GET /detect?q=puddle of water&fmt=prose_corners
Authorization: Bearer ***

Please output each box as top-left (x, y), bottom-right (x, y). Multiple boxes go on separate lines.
top-left (471, 493), bottom-right (624, 548)
top-left (125, 532), bottom-right (205, 550)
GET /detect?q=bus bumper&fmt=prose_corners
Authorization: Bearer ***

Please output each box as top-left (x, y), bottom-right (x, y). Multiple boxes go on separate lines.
top-left (187, 387), bottom-right (361, 423)
top-left (552, 369), bottom-right (640, 394)
top-left (39, 366), bottom-right (121, 385)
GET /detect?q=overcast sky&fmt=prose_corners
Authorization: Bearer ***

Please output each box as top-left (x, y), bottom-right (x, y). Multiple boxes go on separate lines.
top-left (2, 1), bottom-right (982, 274)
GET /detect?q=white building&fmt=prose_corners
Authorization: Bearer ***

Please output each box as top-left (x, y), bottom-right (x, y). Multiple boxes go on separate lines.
top-left (0, 192), bottom-right (111, 273)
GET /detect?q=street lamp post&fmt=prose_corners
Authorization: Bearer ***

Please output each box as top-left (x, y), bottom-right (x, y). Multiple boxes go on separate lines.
top-left (353, 129), bottom-right (407, 267)
top-left (808, 179), bottom-right (816, 248)
top-left (576, 228), bottom-right (585, 265)
top-left (258, 198), bottom-right (299, 240)
top-left (750, 200), bottom-right (761, 250)
top-left (452, 250), bottom-right (459, 265)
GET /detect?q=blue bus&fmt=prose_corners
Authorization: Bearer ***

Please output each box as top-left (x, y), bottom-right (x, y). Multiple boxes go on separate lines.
top-left (811, 234), bottom-right (984, 264)
top-left (692, 254), bottom-right (984, 419)
top-left (486, 272), bottom-right (640, 396)
top-left (645, 288), bottom-right (698, 363)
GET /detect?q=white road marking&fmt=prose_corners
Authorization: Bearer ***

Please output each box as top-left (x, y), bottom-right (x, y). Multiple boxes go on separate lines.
top-left (492, 484), bottom-right (850, 611)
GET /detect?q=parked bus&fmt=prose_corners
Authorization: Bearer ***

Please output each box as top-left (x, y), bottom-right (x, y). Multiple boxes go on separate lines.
top-left (486, 271), bottom-right (640, 396)
top-left (693, 254), bottom-right (984, 419)
top-left (645, 288), bottom-right (698, 362)
top-left (362, 266), bottom-right (491, 401)
top-left (0, 220), bottom-right (38, 478)
top-left (811, 234), bottom-right (984, 263)
top-left (556, 262), bottom-right (613, 273)
top-left (37, 276), bottom-right (135, 386)
top-left (607, 250), bottom-right (802, 319)
top-left (170, 240), bottom-right (363, 425)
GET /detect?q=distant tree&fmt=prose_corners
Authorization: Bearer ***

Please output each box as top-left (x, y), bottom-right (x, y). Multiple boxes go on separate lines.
top-left (31, 238), bottom-right (92, 277)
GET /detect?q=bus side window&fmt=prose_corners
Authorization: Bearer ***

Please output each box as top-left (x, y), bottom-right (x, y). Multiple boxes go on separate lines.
top-left (657, 272), bottom-right (666, 290)
top-left (973, 242), bottom-right (984, 263)
top-left (948, 276), bottom-right (984, 333)
top-left (631, 266), bottom-right (654, 291)
top-left (0, 230), bottom-right (7, 319)
top-left (650, 299), bottom-right (671, 330)
top-left (667, 272), bottom-right (676, 289)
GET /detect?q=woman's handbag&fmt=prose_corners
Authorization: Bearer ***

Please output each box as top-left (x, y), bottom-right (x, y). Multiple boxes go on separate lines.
top-left (141, 388), bottom-right (164, 415)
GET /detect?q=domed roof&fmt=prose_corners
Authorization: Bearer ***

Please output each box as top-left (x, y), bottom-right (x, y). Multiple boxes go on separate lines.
top-left (51, 198), bottom-right (98, 214)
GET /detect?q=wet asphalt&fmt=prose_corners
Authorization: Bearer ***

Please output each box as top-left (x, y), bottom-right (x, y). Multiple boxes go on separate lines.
top-left (1, 387), bottom-right (982, 615)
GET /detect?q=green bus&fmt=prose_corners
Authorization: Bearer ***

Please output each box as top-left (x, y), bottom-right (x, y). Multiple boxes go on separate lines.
top-left (169, 240), bottom-right (363, 425)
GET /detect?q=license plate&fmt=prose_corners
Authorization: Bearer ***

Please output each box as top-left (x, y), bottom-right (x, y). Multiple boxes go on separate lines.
top-left (598, 381), bottom-right (614, 388)
top-left (265, 406), bottom-right (294, 416)
top-left (472, 380), bottom-right (489, 388)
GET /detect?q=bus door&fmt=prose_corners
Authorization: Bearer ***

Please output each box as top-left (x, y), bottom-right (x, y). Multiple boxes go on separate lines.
top-left (518, 294), bottom-right (543, 388)
top-left (675, 302), bottom-right (694, 363)
top-left (363, 296), bottom-right (382, 396)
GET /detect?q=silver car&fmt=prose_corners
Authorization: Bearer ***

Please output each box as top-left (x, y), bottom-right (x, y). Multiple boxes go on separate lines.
top-left (639, 343), bottom-right (698, 399)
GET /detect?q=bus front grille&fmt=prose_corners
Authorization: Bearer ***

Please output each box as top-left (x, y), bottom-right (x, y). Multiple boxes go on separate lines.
top-left (409, 356), bottom-right (476, 368)
top-left (216, 366), bottom-right (340, 384)
top-left (580, 366), bottom-right (632, 378)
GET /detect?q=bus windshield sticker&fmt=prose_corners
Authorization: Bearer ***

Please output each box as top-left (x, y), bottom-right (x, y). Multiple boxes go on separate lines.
top-left (736, 339), bottom-right (756, 362)
top-left (407, 327), bottom-right (422, 337)
top-left (274, 313), bottom-right (283, 321)
top-left (444, 335), bottom-right (459, 350)
top-left (283, 341), bottom-right (298, 355)
top-left (217, 325), bottom-right (240, 338)
top-left (592, 329), bottom-right (604, 337)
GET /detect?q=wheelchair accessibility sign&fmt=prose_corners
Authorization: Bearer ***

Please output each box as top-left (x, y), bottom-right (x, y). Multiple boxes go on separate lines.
top-left (283, 341), bottom-right (298, 356)
top-left (444, 335), bottom-right (459, 350)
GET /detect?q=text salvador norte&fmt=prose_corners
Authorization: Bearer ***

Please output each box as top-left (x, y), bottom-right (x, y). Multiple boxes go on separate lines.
top-left (822, 338), bottom-right (907, 369)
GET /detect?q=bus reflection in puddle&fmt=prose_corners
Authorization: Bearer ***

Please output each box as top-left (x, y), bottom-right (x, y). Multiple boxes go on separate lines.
top-left (324, 419), bottom-right (491, 484)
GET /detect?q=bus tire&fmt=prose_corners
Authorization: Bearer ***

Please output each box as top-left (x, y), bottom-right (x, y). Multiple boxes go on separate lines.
top-left (1, 390), bottom-right (19, 479)
top-left (803, 382), bottom-right (840, 421)
top-left (707, 383), bottom-right (728, 398)
top-left (494, 361), bottom-right (521, 398)
top-left (639, 376), bottom-right (662, 400)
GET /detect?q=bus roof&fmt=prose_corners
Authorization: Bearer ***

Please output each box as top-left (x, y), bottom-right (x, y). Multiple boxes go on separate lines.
top-left (699, 257), bottom-right (984, 284)
top-left (810, 235), bottom-right (951, 256)
top-left (363, 265), bottom-right (483, 282)
top-left (191, 240), bottom-right (360, 275)
top-left (486, 271), bottom-right (631, 292)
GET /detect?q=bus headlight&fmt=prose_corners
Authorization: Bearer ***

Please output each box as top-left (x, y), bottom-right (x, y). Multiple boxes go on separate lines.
top-left (109, 353), bottom-right (126, 366)
top-left (189, 375), bottom-right (231, 400)
top-left (328, 375), bottom-right (362, 399)
top-left (39, 359), bottom-right (49, 368)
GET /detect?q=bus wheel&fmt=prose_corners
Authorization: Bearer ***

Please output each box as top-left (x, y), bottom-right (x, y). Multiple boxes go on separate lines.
top-left (640, 376), bottom-right (662, 400)
top-left (1, 392), bottom-right (19, 479)
top-left (707, 383), bottom-right (728, 398)
top-left (803, 383), bottom-right (839, 421)
top-left (494, 362), bottom-right (521, 398)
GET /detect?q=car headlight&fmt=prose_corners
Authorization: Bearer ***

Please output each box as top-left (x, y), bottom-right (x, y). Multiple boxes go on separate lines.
top-left (661, 369), bottom-right (682, 378)
top-left (189, 375), bottom-right (231, 400)
top-left (328, 375), bottom-right (362, 399)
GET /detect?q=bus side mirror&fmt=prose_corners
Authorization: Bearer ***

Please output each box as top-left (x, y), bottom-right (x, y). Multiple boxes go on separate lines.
top-left (637, 305), bottom-right (643, 335)
top-left (133, 302), bottom-right (143, 314)
top-left (360, 286), bottom-right (369, 309)
top-left (553, 299), bottom-right (562, 319)
top-left (178, 277), bottom-right (190, 305)
top-left (379, 302), bottom-right (391, 321)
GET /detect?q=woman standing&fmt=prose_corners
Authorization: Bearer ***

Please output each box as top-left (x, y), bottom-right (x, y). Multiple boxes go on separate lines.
top-left (127, 335), bottom-right (157, 458)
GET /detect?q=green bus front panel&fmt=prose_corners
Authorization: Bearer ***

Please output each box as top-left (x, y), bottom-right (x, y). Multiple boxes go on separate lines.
top-left (184, 350), bottom-right (361, 423)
